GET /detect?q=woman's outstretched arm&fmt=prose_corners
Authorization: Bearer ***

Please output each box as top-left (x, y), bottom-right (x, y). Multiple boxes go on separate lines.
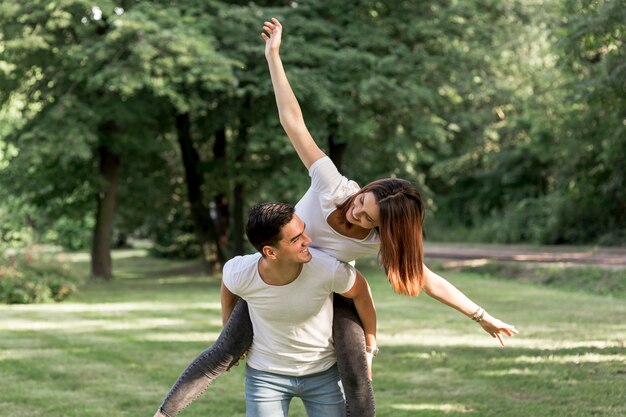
top-left (262, 18), bottom-right (325, 169)
top-left (422, 264), bottom-right (519, 346)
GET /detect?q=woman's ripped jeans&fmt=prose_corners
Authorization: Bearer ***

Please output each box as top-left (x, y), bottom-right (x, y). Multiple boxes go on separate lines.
top-left (158, 295), bottom-right (375, 417)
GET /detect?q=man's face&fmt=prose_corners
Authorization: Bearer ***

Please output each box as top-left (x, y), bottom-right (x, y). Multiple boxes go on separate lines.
top-left (272, 215), bottom-right (312, 264)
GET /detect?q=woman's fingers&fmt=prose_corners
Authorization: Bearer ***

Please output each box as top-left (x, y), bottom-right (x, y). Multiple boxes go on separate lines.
top-left (502, 327), bottom-right (519, 337)
top-left (262, 25), bottom-right (280, 37)
top-left (261, 18), bottom-right (282, 40)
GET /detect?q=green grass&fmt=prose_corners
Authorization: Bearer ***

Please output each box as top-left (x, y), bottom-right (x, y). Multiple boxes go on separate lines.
top-left (1, 251), bottom-right (625, 417)
top-left (441, 261), bottom-right (626, 298)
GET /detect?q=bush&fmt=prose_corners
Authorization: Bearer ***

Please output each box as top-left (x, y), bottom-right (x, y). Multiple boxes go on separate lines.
top-left (43, 216), bottom-right (94, 251)
top-left (0, 254), bottom-right (83, 304)
top-left (149, 232), bottom-right (201, 259)
top-left (148, 210), bottom-right (201, 260)
top-left (450, 261), bottom-right (626, 298)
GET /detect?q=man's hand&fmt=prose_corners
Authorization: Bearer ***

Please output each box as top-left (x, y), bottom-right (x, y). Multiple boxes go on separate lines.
top-left (228, 350), bottom-right (249, 370)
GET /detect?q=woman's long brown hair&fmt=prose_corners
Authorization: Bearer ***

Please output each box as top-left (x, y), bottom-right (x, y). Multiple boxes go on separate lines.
top-left (336, 178), bottom-right (425, 296)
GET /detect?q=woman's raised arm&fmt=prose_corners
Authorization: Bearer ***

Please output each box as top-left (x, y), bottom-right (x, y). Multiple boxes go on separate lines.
top-left (262, 18), bottom-right (326, 169)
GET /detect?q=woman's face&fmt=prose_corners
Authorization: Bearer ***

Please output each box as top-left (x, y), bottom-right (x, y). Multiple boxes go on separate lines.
top-left (346, 192), bottom-right (380, 229)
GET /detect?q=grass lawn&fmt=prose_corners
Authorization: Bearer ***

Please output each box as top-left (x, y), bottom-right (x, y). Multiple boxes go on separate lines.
top-left (1, 250), bottom-right (625, 417)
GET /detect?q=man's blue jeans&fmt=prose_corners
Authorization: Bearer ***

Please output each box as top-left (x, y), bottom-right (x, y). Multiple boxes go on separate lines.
top-left (245, 364), bottom-right (346, 417)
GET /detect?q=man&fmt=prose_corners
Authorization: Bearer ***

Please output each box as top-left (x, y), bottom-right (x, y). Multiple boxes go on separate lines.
top-left (220, 202), bottom-right (376, 417)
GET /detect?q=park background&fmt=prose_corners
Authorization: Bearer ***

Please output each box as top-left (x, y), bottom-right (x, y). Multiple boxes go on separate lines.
top-left (0, 0), bottom-right (624, 416)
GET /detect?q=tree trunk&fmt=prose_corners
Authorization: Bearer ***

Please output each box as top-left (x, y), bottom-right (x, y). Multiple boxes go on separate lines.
top-left (327, 116), bottom-right (346, 171)
top-left (91, 145), bottom-right (120, 280)
top-left (176, 112), bottom-right (225, 271)
top-left (232, 95), bottom-right (253, 256)
top-left (213, 128), bottom-right (230, 253)
top-left (232, 181), bottom-right (245, 256)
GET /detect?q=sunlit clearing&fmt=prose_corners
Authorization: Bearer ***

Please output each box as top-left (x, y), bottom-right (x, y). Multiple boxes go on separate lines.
top-left (56, 249), bottom-right (148, 262)
top-left (155, 277), bottom-right (208, 284)
top-left (479, 368), bottom-right (543, 376)
top-left (0, 349), bottom-right (63, 361)
top-left (511, 353), bottom-right (626, 364)
top-left (140, 332), bottom-right (221, 343)
top-left (378, 331), bottom-right (624, 350)
top-left (0, 317), bottom-right (185, 332)
top-left (0, 301), bottom-right (221, 313)
top-left (391, 403), bottom-right (473, 413)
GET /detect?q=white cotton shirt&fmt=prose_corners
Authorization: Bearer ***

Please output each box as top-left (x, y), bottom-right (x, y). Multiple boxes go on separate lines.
top-left (296, 156), bottom-right (380, 263)
top-left (222, 248), bottom-right (356, 376)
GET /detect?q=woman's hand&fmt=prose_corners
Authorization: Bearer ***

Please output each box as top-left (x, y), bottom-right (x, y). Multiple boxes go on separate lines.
top-left (479, 313), bottom-right (519, 347)
top-left (261, 18), bottom-right (282, 58)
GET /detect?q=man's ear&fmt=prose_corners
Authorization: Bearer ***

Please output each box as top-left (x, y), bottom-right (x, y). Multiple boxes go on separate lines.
top-left (262, 245), bottom-right (277, 259)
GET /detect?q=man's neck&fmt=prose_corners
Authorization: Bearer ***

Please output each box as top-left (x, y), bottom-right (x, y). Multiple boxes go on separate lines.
top-left (258, 258), bottom-right (303, 286)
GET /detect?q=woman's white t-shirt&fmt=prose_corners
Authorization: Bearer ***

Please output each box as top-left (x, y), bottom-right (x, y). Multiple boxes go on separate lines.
top-left (222, 248), bottom-right (356, 376)
top-left (295, 156), bottom-right (380, 263)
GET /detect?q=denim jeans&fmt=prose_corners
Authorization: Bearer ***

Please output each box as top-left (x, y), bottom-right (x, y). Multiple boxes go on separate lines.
top-left (245, 364), bottom-right (345, 417)
top-left (159, 297), bottom-right (375, 417)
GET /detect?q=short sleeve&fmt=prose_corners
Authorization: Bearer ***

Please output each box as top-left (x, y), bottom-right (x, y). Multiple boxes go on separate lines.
top-left (332, 261), bottom-right (357, 295)
top-left (309, 157), bottom-right (348, 194)
top-left (222, 257), bottom-right (242, 296)
top-left (308, 157), bottom-right (363, 209)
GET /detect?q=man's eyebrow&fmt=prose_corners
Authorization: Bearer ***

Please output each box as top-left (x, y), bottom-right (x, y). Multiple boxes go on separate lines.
top-left (290, 223), bottom-right (306, 242)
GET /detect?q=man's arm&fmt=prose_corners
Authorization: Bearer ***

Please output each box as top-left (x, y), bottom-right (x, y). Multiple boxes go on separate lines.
top-left (221, 282), bottom-right (239, 327)
top-left (341, 270), bottom-right (377, 378)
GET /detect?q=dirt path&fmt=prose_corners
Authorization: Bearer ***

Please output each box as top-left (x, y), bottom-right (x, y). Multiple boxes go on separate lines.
top-left (424, 242), bottom-right (626, 269)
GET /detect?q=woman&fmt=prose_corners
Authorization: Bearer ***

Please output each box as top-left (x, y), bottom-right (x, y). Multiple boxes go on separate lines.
top-left (154, 18), bottom-right (517, 417)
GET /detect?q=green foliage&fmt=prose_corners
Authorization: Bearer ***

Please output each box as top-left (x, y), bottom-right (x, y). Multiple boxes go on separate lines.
top-left (0, 198), bottom-right (35, 250)
top-left (0, 254), bottom-right (83, 304)
top-left (0, 0), bottom-right (237, 256)
top-left (428, 0), bottom-right (625, 245)
top-left (150, 233), bottom-right (202, 260)
top-left (444, 260), bottom-right (626, 298)
top-left (1, 0), bottom-right (624, 257)
top-left (43, 216), bottom-right (95, 251)
top-left (148, 209), bottom-right (201, 259)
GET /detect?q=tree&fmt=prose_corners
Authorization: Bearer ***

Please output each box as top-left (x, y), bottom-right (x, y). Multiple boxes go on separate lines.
top-left (0, 0), bottom-right (236, 278)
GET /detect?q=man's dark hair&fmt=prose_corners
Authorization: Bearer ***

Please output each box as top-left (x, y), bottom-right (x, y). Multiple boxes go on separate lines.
top-left (246, 202), bottom-right (295, 254)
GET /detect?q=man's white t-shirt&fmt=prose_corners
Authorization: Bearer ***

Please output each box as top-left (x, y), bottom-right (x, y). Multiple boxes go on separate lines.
top-left (296, 156), bottom-right (380, 263)
top-left (222, 247), bottom-right (356, 376)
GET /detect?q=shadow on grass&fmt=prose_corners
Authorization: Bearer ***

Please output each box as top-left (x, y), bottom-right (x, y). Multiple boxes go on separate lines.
top-left (3, 252), bottom-right (623, 416)
top-left (3, 339), bottom-right (622, 417)
top-left (374, 344), bottom-right (626, 417)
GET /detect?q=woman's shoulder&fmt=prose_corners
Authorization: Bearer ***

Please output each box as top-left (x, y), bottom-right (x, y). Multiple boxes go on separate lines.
top-left (308, 157), bottom-right (360, 202)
